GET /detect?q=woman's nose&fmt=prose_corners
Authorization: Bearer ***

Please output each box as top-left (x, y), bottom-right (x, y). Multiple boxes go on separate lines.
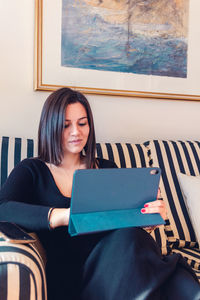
top-left (71, 124), bottom-right (79, 135)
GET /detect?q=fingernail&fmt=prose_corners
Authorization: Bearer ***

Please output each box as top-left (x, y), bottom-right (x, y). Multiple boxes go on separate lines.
top-left (141, 208), bottom-right (146, 213)
top-left (144, 204), bottom-right (149, 208)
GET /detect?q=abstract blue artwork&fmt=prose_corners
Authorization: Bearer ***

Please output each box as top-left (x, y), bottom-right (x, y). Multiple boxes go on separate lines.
top-left (61, 0), bottom-right (189, 78)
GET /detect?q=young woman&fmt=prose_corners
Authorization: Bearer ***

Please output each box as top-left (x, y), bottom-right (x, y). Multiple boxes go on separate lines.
top-left (0, 88), bottom-right (199, 300)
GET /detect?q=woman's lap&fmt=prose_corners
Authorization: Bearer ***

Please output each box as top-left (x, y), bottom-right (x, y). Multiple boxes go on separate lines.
top-left (45, 227), bottom-right (200, 300)
top-left (81, 227), bottom-right (200, 300)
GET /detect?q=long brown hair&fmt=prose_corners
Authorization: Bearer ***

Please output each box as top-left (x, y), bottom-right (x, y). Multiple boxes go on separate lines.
top-left (38, 88), bottom-right (96, 168)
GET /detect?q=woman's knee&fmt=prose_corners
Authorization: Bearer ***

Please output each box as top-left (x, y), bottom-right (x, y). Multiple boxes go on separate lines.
top-left (163, 265), bottom-right (200, 300)
top-left (101, 227), bottom-right (160, 256)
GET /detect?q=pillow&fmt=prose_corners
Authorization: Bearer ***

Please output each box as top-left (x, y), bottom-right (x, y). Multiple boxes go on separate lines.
top-left (177, 173), bottom-right (200, 246)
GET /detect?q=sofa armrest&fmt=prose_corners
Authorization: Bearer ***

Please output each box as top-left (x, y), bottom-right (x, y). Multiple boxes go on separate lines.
top-left (0, 237), bottom-right (47, 299)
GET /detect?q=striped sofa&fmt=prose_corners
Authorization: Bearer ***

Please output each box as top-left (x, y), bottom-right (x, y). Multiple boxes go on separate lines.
top-left (0, 137), bottom-right (200, 299)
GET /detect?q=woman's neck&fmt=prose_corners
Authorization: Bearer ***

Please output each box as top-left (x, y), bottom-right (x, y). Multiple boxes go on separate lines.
top-left (60, 153), bottom-right (82, 170)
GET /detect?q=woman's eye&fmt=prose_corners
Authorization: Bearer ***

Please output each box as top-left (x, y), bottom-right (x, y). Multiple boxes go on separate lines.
top-left (64, 124), bottom-right (69, 128)
top-left (79, 123), bottom-right (87, 127)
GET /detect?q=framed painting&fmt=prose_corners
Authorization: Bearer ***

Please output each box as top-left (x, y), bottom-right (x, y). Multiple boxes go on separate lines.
top-left (34, 0), bottom-right (200, 100)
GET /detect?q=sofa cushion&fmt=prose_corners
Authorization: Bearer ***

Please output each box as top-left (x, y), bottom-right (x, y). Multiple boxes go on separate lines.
top-left (96, 143), bottom-right (149, 168)
top-left (96, 143), bottom-right (169, 255)
top-left (177, 173), bottom-right (200, 246)
top-left (0, 137), bottom-right (38, 187)
top-left (146, 140), bottom-right (200, 249)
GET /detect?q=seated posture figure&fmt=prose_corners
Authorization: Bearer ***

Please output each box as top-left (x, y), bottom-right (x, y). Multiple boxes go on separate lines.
top-left (0, 88), bottom-right (199, 300)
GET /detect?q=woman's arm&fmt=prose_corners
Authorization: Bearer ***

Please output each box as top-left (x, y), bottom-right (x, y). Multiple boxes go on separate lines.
top-left (0, 160), bottom-right (51, 231)
top-left (48, 208), bottom-right (70, 229)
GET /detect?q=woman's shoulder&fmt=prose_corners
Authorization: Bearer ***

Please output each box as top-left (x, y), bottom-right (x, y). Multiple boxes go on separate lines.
top-left (14, 157), bottom-right (46, 172)
top-left (2, 158), bottom-right (47, 186)
top-left (96, 157), bottom-right (118, 169)
top-left (10, 158), bottom-right (49, 182)
top-left (17, 157), bottom-right (43, 167)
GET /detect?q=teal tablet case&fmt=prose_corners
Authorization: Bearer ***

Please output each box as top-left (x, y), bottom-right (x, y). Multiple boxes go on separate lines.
top-left (69, 167), bottom-right (165, 236)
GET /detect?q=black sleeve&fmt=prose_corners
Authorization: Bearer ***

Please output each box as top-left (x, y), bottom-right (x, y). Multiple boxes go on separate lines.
top-left (0, 160), bottom-right (50, 232)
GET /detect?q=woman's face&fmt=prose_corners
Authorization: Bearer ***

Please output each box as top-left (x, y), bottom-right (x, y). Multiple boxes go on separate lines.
top-left (62, 102), bottom-right (90, 155)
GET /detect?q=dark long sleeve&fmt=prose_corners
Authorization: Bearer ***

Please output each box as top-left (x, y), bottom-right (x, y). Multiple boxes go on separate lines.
top-left (0, 159), bottom-right (52, 231)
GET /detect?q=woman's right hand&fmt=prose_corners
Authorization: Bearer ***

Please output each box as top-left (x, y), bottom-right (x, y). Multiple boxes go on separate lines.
top-left (48, 208), bottom-right (70, 229)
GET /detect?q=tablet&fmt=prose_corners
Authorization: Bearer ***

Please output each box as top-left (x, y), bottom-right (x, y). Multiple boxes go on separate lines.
top-left (69, 167), bottom-right (165, 236)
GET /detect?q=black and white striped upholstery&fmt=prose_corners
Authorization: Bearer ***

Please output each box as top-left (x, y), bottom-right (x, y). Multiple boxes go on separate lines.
top-left (146, 140), bottom-right (200, 280)
top-left (96, 143), bottom-right (148, 168)
top-left (0, 137), bottom-right (38, 187)
top-left (0, 240), bottom-right (47, 300)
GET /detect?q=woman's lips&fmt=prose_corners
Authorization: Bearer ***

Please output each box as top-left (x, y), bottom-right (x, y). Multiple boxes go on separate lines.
top-left (69, 139), bottom-right (82, 144)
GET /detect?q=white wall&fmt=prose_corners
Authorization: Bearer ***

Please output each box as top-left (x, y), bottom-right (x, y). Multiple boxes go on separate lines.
top-left (0, 0), bottom-right (200, 144)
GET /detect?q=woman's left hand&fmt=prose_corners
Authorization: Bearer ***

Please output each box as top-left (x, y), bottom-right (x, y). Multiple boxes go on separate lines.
top-left (141, 199), bottom-right (167, 221)
top-left (141, 189), bottom-right (167, 232)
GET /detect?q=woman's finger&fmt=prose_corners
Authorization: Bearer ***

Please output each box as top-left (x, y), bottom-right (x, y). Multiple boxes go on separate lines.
top-left (141, 206), bottom-right (163, 214)
top-left (141, 200), bottom-right (167, 220)
top-left (144, 200), bottom-right (164, 208)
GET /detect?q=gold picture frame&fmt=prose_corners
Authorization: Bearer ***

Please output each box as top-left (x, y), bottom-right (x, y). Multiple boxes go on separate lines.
top-left (34, 0), bottom-right (200, 101)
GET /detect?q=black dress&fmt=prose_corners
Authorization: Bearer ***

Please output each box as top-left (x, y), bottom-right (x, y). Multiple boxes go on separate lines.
top-left (0, 158), bottom-right (199, 300)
